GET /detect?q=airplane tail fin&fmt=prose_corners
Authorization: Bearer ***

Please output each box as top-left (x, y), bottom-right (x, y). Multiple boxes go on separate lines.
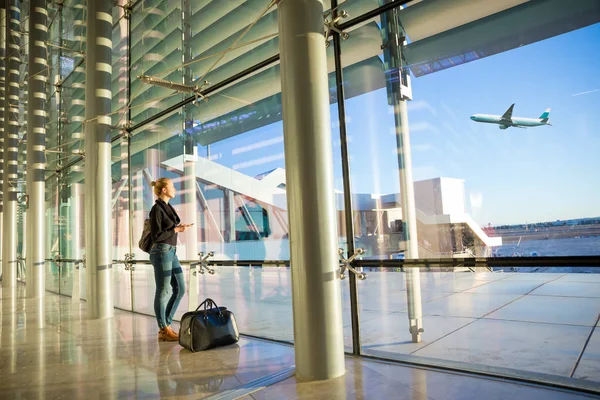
top-left (539, 108), bottom-right (551, 123)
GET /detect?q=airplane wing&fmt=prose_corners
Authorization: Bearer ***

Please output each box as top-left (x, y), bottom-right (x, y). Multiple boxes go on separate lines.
top-left (501, 104), bottom-right (515, 120)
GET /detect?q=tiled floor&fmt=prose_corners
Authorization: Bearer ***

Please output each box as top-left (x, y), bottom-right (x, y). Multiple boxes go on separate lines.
top-left (1, 286), bottom-right (295, 399)
top-left (242, 359), bottom-right (597, 400)
top-left (2, 286), bottom-right (597, 399)
top-left (39, 268), bottom-right (600, 387)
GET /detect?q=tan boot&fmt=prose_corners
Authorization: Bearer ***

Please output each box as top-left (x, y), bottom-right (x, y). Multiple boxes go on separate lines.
top-left (164, 326), bottom-right (179, 341)
top-left (158, 326), bottom-right (178, 342)
top-left (166, 325), bottom-right (179, 337)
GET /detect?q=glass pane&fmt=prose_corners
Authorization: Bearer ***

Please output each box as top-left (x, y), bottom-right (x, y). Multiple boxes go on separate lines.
top-left (130, 112), bottom-right (185, 316)
top-left (346, 4), bottom-right (600, 388)
top-left (401, 8), bottom-right (600, 259)
top-left (176, 37), bottom-right (349, 342)
top-left (43, 2), bottom-right (87, 297)
top-left (358, 266), bottom-right (600, 386)
top-left (340, 19), bottom-right (410, 261)
top-left (130, 0), bottom-right (185, 125)
top-left (112, 4), bottom-right (130, 129)
top-left (45, 180), bottom-right (61, 294)
top-left (191, 265), bottom-right (294, 342)
top-left (130, 0), bottom-right (290, 126)
top-left (113, 263), bottom-right (133, 311)
top-left (112, 139), bottom-right (133, 310)
top-left (182, 66), bottom-right (289, 261)
top-left (60, 169), bottom-right (85, 297)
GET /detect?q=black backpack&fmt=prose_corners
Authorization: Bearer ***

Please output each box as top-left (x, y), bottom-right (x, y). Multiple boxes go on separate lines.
top-left (139, 218), bottom-right (153, 253)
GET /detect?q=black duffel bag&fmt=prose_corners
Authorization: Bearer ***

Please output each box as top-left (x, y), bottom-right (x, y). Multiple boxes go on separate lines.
top-left (179, 298), bottom-right (239, 352)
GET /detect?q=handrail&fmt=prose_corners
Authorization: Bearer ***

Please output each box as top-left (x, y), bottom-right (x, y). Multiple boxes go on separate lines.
top-left (42, 256), bottom-right (600, 268)
top-left (355, 256), bottom-right (600, 268)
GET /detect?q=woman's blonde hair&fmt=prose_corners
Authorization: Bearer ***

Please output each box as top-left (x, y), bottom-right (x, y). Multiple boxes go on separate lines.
top-left (150, 177), bottom-right (171, 197)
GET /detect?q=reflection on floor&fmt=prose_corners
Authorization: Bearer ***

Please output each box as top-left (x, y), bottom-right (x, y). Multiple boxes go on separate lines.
top-left (241, 358), bottom-right (596, 400)
top-left (1, 286), bottom-right (597, 399)
top-left (43, 267), bottom-right (600, 386)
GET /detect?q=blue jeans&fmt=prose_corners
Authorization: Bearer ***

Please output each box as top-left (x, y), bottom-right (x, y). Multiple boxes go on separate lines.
top-left (150, 243), bottom-right (185, 329)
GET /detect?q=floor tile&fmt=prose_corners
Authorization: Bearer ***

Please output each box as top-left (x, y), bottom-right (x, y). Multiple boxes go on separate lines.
top-left (465, 280), bottom-right (550, 295)
top-left (486, 295), bottom-right (600, 326)
top-left (530, 281), bottom-right (600, 298)
top-left (412, 319), bottom-right (591, 377)
top-left (572, 328), bottom-right (600, 383)
top-left (420, 292), bottom-right (521, 318)
top-left (558, 274), bottom-right (600, 283)
top-left (360, 312), bottom-right (475, 355)
top-left (501, 273), bottom-right (566, 282)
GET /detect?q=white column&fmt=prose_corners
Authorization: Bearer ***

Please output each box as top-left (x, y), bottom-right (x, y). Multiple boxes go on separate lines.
top-left (26, 0), bottom-right (48, 298)
top-left (2, 0), bottom-right (21, 289)
top-left (84, 0), bottom-right (114, 319)
top-left (0, 5), bottom-right (5, 279)
top-left (278, 0), bottom-right (345, 381)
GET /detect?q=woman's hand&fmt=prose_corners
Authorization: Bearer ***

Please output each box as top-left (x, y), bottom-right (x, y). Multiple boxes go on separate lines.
top-left (174, 223), bottom-right (194, 233)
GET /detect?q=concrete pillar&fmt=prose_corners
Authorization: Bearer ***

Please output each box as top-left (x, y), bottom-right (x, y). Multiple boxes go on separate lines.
top-left (84, 0), bottom-right (114, 319)
top-left (0, 4), bottom-right (5, 279)
top-left (278, 0), bottom-right (345, 381)
top-left (2, 0), bottom-right (21, 289)
top-left (26, 0), bottom-right (48, 299)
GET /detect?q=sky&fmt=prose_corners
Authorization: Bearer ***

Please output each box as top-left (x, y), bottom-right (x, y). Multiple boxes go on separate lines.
top-left (205, 22), bottom-right (600, 227)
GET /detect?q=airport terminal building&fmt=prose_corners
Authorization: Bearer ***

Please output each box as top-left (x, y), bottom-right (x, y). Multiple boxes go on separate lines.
top-left (1, 0), bottom-right (599, 398)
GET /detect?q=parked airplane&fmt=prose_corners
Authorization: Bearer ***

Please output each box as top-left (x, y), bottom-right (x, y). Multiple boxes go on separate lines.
top-left (470, 104), bottom-right (551, 129)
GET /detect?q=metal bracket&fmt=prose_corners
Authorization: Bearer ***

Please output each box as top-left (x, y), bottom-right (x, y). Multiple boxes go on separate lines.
top-left (324, 9), bottom-right (349, 48)
top-left (191, 252), bottom-right (215, 276)
top-left (124, 253), bottom-right (135, 271)
top-left (338, 248), bottom-right (367, 280)
top-left (119, 1), bottom-right (134, 20)
top-left (191, 80), bottom-right (211, 105)
top-left (120, 122), bottom-right (133, 139)
top-left (138, 75), bottom-right (210, 106)
top-left (53, 254), bottom-right (62, 270)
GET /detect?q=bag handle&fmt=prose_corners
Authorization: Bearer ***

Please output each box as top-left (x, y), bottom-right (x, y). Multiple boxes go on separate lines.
top-left (195, 298), bottom-right (224, 317)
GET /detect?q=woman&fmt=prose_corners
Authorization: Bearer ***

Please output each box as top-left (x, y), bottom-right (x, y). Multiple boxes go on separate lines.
top-left (149, 178), bottom-right (193, 342)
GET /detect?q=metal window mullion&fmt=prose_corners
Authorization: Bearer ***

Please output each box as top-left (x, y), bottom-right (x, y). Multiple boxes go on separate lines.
top-left (331, 0), bottom-right (362, 357)
top-left (126, 0), bottom-right (135, 313)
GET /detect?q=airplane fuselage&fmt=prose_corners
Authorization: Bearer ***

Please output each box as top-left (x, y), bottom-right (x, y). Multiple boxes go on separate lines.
top-left (470, 114), bottom-right (549, 128)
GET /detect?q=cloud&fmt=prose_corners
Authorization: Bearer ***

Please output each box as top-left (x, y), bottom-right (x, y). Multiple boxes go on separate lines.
top-left (409, 122), bottom-right (440, 136)
top-left (407, 100), bottom-right (437, 116)
top-left (412, 144), bottom-right (432, 151)
top-left (232, 153), bottom-right (285, 170)
top-left (232, 136), bottom-right (283, 155)
top-left (572, 89), bottom-right (599, 97)
top-left (441, 102), bottom-right (460, 122)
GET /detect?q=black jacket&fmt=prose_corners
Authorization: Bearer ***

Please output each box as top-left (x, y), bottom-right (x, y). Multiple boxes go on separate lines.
top-left (149, 198), bottom-right (181, 246)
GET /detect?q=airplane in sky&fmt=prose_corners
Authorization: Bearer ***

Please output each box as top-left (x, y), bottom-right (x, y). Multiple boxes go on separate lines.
top-left (470, 104), bottom-right (551, 129)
